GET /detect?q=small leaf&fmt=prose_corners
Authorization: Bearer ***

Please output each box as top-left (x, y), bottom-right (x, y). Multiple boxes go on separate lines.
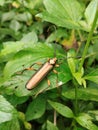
top-left (4, 94), bottom-right (28, 106)
top-left (14, 12), bottom-right (32, 22)
top-left (9, 20), bottom-right (21, 32)
top-left (26, 94), bottom-right (46, 121)
top-left (62, 88), bottom-right (98, 102)
top-left (73, 70), bottom-right (86, 88)
top-left (48, 100), bottom-right (74, 118)
top-left (57, 61), bottom-right (72, 85)
top-left (47, 120), bottom-right (59, 130)
top-left (46, 28), bottom-right (68, 43)
top-left (1, 11), bottom-right (15, 22)
top-left (67, 49), bottom-right (76, 73)
top-left (88, 110), bottom-right (98, 121)
top-left (0, 28), bottom-right (21, 40)
top-left (0, 95), bottom-right (18, 124)
top-left (84, 68), bottom-right (98, 84)
top-left (67, 50), bottom-right (85, 87)
top-left (75, 113), bottom-right (98, 130)
top-left (21, 31), bottom-right (38, 43)
top-left (85, 0), bottom-right (98, 25)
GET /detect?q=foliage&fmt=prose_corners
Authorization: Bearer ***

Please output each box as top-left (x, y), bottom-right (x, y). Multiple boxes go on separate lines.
top-left (0, 0), bottom-right (98, 130)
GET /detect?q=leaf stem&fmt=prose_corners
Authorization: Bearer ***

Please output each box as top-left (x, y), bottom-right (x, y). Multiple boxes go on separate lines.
top-left (73, 79), bottom-right (78, 116)
top-left (79, 9), bottom-right (98, 71)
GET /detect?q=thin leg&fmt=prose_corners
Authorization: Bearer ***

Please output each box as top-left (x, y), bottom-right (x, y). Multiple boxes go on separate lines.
top-left (16, 62), bottom-right (43, 75)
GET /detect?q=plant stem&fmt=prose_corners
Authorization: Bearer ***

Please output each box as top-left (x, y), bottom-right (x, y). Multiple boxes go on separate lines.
top-left (77, 30), bottom-right (84, 42)
top-left (74, 79), bottom-right (78, 116)
top-left (53, 110), bottom-right (57, 126)
top-left (79, 9), bottom-right (98, 71)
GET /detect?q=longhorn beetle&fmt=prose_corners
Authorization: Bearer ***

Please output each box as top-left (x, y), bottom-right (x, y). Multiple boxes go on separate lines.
top-left (26, 57), bottom-right (57, 90)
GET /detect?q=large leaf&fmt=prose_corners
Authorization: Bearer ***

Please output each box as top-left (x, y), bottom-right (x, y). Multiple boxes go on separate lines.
top-left (48, 100), bottom-right (74, 118)
top-left (3, 43), bottom-right (54, 79)
top-left (0, 31), bottom-right (38, 63)
top-left (0, 95), bottom-right (18, 124)
top-left (37, 0), bottom-right (84, 30)
top-left (26, 94), bottom-right (46, 121)
top-left (0, 118), bottom-right (20, 130)
top-left (75, 113), bottom-right (98, 130)
top-left (62, 88), bottom-right (98, 102)
top-left (2, 43), bottom-right (71, 96)
top-left (1, 71), bottom-right (32, 97)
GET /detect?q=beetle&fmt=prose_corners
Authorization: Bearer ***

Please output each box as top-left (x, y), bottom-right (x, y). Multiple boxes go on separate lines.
top-left (26, 57), bottom-right (57, 90)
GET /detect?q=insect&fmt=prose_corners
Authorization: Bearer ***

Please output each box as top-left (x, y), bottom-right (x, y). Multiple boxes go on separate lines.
top-left (26, 57), bottom-right (57, 90)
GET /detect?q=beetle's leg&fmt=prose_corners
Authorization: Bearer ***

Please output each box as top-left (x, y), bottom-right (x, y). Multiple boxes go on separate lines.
top-left (30, 62), bottom-right (43, 68)
top-left (53, 69), bottom-right (58, 74)
top-left (16, 62), bottom-right (43, 75)
top-left (47, 79), bottom-right (50, 86)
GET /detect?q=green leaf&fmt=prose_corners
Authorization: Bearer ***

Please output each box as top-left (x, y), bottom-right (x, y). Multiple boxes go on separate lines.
top-left (0, 31), bottom-right (38, 62)
top-left (23, 0), bottom-right (43, 9)
top-left (3, 43), bottom-right (54, 78)
top-left (0, 28), bottom-right (22, 40)
top-left (62, 88), bottom-right (98, 102)
top-left (37, 0), bottom-right (84, 29)
top-left (88, 110), bottom-right (98, 121)
top-left (9, 20), bottom-right (21, 32)
top-left (57, 61), bottom-right (72, 85)
top-left (84, 68), bottom-right (98, 84)
top-left (46, 28), bottom-right (68, 43)
top-left (2, 72), bottom-right (32, 96)
top-left (67, 50), bottom-right (86, 87)
top-left (14, 12), bottom-right (32, 22)
top-left (26, 94), bottom-right (46, 121)
top-left (75, 113), bottom-right (98, 130)
top-left (48, 100), bottom-right (74, 118)
top-left (4, 94), bottom-right (28, 106)
top-left (0, 0), bottom-right (5, 6)
top-left (47, 120), bottom-right (59, 130)
top-left (67, 50), bottom-right (76, 73)
top-left (85, 0), bottom-right (98, 26)
top-left (2, 43), bottom-right (71, 96)
top-left (0, 0), bottom-right (12, 6)
top-left (1, 11), bottom-right (15, 22)
top-left (0, 95), bottom-right (18, 124)
top-left (2, 43), bottom-right (70, 96)
top-left (21, 31), bottom-right (38, 43)
top-left (0, 118), bottom-right (20, 130)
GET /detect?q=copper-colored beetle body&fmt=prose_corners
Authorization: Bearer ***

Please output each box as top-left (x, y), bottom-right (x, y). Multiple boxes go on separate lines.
top-left (26, 58), bottom-right (57, 90)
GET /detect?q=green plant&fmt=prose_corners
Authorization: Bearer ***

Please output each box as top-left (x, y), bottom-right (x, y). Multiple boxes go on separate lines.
top-left (0, 0), bottom-right (98, 130)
